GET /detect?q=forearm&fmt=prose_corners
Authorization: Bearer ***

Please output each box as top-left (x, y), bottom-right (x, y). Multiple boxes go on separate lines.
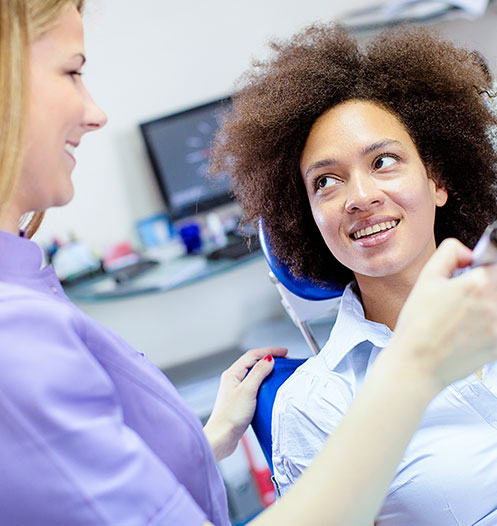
top-left (251, 344), bottom-right (438, 526)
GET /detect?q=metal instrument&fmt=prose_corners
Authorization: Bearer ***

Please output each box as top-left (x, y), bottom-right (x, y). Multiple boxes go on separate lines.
top-left (471, 221), bottom-right (497, 267)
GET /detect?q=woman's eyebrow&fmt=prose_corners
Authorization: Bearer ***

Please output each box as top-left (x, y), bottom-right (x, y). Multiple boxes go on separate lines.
top-left (304, 139), bottom-right (403, 178)
top-left (362, 139), bottom-right (402, 156)
top-left (304, 158), bottom-right (338, 179)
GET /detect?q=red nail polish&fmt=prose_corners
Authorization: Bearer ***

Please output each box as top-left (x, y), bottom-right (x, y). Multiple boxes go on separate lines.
top-left (264, 354), bottom-right (273, 362)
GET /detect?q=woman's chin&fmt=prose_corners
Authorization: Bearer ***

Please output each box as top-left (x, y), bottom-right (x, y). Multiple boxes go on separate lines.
top-left (52, 187), bottom-right (75, 208)
top-left (352, 264), bottom-right (403, 281)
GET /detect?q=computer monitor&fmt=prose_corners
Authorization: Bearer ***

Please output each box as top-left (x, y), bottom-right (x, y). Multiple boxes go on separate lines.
top-left (139, 98), bottom-right (233, 221)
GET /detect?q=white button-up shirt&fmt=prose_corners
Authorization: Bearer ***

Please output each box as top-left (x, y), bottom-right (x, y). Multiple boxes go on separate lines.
top-left (272, 283), bottom-right (497, 525)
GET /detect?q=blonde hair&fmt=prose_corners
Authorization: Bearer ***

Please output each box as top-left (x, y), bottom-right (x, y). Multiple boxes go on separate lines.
top-left (0, 0), bottom-right (83, 238)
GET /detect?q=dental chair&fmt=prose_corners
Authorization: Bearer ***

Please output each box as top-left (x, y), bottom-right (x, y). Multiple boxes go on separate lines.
top-left (251, 223), bottom-right (343, 473)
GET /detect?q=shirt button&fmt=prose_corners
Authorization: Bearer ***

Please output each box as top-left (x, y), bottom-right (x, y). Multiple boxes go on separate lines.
top-left (50, 286), bottom-right (58, 294)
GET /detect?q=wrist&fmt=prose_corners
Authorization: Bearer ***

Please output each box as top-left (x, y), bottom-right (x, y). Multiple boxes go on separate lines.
top-left (204, 416), bottom-right (237, 462)
top-left (376, 339), bottom-right (443, 402)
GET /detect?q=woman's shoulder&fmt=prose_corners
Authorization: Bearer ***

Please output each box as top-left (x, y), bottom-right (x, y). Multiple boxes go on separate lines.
top-left (0, 279), bottom-right (81, 327)
top-left (0, 279), bottom-right (93, 374)
top-left (274, 354), bottom-right (355, 418)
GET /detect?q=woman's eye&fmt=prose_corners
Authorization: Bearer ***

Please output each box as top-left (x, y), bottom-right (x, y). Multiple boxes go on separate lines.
top-left (315, 175), bottom-right (338, 191)
top-left (68, 71), bottom-right (83, 80)
top-left (373, 155), bottom-right (397, 170)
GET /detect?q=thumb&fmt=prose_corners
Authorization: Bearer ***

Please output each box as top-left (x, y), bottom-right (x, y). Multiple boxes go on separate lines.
top-left (421, 238), bottom-right (473, 280)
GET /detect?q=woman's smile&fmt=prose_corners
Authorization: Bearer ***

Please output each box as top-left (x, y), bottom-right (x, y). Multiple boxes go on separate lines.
top-left (350, 219), bottom-right (400, 248)
top-left (350, 217), bottom-right (400, 240)
top-left (64, 141), bottom-right (77, 163)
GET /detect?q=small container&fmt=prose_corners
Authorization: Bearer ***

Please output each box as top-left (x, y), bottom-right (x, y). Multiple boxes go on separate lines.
top-left (136, 213), bottom-right (173, 247)
top-left (178, 223), bottom-right (203, 254)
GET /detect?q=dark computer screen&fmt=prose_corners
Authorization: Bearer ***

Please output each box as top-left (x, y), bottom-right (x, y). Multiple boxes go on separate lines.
top-left (139, 98), bottom-right (232, 220)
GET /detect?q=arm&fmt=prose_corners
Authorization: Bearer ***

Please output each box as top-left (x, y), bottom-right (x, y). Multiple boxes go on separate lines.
top-left (254, 343), bottom-right (435, 525)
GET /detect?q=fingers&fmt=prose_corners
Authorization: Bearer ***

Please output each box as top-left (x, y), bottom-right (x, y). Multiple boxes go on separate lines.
top-left (420, 238), bottom-right (473, 280)
top-left (241, 354), bottom-right (279, 393)
top-left (226, 347), bottom-right (288, 383)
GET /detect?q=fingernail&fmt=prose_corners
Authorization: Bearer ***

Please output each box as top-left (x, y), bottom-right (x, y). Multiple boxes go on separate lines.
top-left (264, 355), bottom-right (273, 362)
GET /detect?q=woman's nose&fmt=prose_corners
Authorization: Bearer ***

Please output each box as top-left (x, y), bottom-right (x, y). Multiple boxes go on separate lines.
top-left (344, 172), bottom-right (384, 213)
top-left (82, 90), bottom-right (108, 132)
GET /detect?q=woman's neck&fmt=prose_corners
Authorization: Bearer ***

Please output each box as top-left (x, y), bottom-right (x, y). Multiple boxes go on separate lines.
top-left (353, 241), bottom-right (439, 330)
top-left (355, 276), bottom-right (415, 331)
top-left (0, 203), bottom-right (22, 235)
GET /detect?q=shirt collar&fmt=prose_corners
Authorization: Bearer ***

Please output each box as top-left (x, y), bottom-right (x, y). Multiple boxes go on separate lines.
top-left (321, 282), bottom-right (392, 370)
top-left (0, 229), bottom-right (45, 275)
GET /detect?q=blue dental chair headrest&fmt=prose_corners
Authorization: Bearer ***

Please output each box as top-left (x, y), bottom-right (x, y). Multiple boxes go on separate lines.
top-left (257, 221), bottom-right (344, 301)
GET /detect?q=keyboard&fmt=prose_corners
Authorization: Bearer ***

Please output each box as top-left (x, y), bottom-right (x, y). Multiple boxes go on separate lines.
top-left (206, 235), bottom-right (261, 260)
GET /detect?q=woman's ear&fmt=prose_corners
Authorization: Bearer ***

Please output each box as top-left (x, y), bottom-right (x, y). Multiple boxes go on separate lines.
top-left (427, 166), bottom-right (448, 207)
top-left (435, 185), bottom-right (448, 207)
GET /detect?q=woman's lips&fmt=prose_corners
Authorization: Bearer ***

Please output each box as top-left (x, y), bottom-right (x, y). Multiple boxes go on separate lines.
top-left (351, 220), bottom-right (400, 247)
top-left (351, 219), bottom-right (400, 240)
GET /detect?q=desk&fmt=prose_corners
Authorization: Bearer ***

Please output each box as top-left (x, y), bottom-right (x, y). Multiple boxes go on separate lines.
top-left (67, 253), bottom-right (283, 369)
top-left (66, 252), bottom-right (259, 301)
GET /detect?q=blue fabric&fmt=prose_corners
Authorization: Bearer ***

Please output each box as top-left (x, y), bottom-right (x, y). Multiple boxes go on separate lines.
top-left (251, 357), bottom-right (306, 473)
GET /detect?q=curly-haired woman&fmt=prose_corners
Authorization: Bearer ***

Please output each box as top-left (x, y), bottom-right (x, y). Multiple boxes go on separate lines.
top-left (211, 24), bottom-right (497, 525)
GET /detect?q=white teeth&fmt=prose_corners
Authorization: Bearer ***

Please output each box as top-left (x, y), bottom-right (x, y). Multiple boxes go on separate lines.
top-left (352, 220), bottom-right (399, 240)
top-left (64, 143), bottom-right (75, 156)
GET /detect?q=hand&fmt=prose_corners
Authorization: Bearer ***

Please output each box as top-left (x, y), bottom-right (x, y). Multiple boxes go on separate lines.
top-left (389, 238), bottom-right (497, 394)
top-left (204, 346), bottom-right (287, 461)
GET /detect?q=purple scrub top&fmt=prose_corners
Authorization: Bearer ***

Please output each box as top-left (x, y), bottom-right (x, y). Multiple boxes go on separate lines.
top-left (0, 230), bottom-right (230, 526)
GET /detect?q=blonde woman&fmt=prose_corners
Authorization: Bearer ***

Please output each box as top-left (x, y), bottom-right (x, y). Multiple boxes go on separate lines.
top-left (2, 2), bottom-right (497, 525)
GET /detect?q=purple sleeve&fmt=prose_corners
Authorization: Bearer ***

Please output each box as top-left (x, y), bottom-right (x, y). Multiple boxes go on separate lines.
top-left (0, 292), bottom-right (207, 526)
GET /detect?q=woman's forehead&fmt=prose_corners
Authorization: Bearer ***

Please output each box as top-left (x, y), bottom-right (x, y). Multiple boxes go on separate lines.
top-left (300, 100), bottom-right (415, 166)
